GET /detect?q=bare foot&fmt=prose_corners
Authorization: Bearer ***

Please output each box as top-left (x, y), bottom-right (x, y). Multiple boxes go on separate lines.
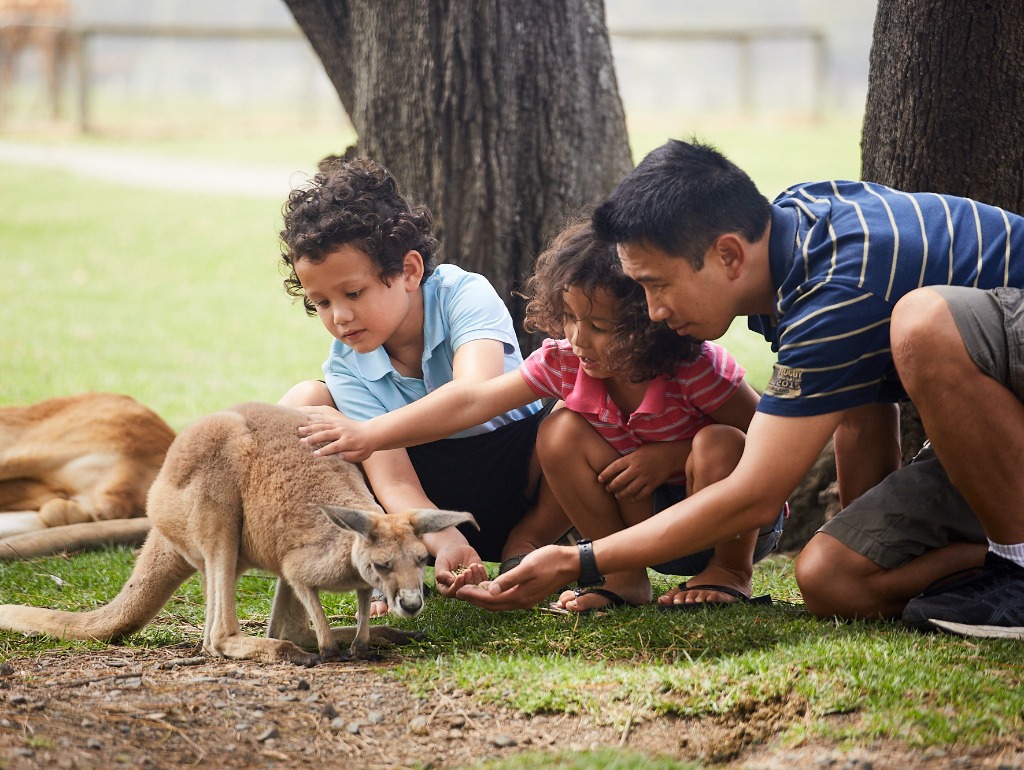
top-left (657, 562), bottom-right (753, 607)
top-left (552, 570), bottom-right (652, 613)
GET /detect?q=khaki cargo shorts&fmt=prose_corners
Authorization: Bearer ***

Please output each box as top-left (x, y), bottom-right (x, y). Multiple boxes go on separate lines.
top-left (819, 286), bottom-right (1024, 569)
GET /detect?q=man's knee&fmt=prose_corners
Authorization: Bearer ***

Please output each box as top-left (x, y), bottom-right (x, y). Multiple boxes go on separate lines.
top-left (795, 533), bottom-right (881, 618)
top-left (891, 288), bottom-right (956, 357)
top-left (891, 288), bottom-right (964, 391)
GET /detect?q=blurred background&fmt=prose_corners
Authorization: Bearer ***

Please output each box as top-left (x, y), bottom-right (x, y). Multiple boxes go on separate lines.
top-left (0, 0), bottom-right (874, 160)
top-left (0, 0), bottom-right (876, 423)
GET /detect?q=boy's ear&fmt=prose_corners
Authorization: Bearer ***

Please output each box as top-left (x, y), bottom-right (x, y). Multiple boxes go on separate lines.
top-left (402, 250), bottom-right (425, 289)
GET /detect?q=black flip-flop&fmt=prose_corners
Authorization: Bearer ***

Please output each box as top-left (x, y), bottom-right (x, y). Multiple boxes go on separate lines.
top-left (658, 582), bottom-right (772, 611)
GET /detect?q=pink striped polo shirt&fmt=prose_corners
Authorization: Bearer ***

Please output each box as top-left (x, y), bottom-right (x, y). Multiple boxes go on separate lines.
top-left (520, 338), bottom-right (745, 484)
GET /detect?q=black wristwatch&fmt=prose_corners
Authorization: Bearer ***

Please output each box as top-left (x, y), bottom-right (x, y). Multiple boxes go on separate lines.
top-left (575, 538), bottom-right (605, 588)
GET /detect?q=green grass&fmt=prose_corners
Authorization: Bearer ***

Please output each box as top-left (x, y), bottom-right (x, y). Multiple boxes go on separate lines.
top-left (4, 118), bottom-right (1020, 767)
top-left (2, 551), bottom-right (1022, 760)
top-left (0, 163), bottom-right (327, 426)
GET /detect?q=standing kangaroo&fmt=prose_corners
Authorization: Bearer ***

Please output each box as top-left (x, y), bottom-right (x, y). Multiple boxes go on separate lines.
top-left (0, 402), bottom-right (476, 665)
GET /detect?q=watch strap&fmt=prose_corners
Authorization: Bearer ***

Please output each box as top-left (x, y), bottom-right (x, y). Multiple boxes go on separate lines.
top-left (575, 538), bottom-right (605, 588)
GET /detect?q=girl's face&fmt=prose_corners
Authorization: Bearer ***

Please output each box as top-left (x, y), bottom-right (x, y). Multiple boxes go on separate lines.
top-left (562, 286), bottom-right (621, 379)
top-left (295, 244), bottom-right (422, 354)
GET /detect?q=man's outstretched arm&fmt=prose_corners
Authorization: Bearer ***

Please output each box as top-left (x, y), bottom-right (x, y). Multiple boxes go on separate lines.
top-left (458, 410), bottom-right (844, 610)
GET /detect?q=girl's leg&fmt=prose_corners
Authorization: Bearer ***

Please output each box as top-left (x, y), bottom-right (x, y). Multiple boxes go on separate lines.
top-left (658, 425), bottom-right (760, 606)
top-left (535, 409), bottom-right (653, 611)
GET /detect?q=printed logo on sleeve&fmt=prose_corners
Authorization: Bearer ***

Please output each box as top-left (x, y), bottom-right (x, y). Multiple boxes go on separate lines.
top-left (765, 364), bottom-right (803, 398)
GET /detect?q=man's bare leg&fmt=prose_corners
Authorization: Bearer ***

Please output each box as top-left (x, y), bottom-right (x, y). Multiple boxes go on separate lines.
top-left (797, 533), bottom-right (986, 619)
top-left (891, 289), bottom-right (1024, 545)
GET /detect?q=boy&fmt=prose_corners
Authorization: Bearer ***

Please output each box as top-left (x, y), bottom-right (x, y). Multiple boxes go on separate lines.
top-left (461, 139), bottom-right (1024, 639)
top-left (277, 156), bottom-right (569, 614)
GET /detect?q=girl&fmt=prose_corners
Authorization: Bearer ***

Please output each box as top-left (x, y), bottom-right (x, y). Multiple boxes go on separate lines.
top-left (302, 219), bottom-right (783, 613)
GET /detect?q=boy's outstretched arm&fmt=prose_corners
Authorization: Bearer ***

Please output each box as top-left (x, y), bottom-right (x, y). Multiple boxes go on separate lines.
top-left (458, 410), bottom-right (843, 609)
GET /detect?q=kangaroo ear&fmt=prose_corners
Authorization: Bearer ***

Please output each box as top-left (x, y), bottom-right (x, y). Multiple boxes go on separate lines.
top-left (410, 509), bottom-right (478, 535)
top-left (320, 505), bottom-right (376, 538)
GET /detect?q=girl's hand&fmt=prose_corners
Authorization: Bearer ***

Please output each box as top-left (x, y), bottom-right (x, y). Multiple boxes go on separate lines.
top-left (597, 442), bottom-right (689, 500)
top-left (296, 406), bottom-right (376, 461)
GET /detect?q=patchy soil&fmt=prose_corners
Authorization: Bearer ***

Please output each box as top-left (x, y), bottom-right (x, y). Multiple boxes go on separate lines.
top-left (2, 647), bottom-right (1023, 770)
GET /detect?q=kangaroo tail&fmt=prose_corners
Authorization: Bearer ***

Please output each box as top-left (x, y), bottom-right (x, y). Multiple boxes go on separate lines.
top-left (0, 529), bottom-right (195, 642)
top-left (0, 518), bottom-right (152, 562)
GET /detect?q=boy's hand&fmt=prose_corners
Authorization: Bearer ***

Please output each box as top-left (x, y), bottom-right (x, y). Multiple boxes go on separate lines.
top-left (598, 442), bottom-right (688, 500)
top-left (296, 406), bottom-right (376, 461)
top-left (432, 542), bottom-right (487, 597)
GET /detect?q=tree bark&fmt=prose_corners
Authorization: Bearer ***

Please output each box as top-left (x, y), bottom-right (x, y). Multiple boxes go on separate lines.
top-left (282, 0), bottom-right (633, 351)
top-left (862, 0), bottom-right (1024, 212)
top-left (786, 0), bottom-right (1024, 550)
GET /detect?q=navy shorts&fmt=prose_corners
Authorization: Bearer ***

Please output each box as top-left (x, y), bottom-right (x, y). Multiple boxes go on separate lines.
top-left (647, 484), bottom-right (786, 577)
top-left (405, 402), bottom-right (554, 562)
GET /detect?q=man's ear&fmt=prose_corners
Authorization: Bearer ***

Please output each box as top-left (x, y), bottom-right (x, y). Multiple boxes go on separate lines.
top-left (712, 234), bottom-right (747, 279)
top-left (402, 250), bottom-right (425, 290)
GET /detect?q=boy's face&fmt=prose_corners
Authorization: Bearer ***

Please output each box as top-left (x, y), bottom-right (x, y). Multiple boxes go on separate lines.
top-left (295, 244), bottom-right (420, 354)
top-left (617, 241), bottom-right (735, 342)
top-left (562, 286), bottom-right (620, 380)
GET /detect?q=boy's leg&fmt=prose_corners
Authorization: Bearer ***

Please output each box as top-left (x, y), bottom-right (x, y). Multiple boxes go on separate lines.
top-left (535, 409), bottom-right (653, 611)
top-left (891, 287), bottom-right (1024, 634)
top-left (278, 380), bottom-right (335, 409)
top-left (501, 463), bottom-right (573, 567)
top-left (658, 424), bottom-right (759, 606)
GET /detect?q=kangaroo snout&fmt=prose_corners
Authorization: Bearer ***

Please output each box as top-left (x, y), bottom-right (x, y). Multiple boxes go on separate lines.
top-left (392, 587), bottom-right (425, 617)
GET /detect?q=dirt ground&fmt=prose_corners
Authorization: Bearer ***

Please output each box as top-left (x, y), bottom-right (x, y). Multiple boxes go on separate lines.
top-left (2, 646), bottom-right (1023, 770)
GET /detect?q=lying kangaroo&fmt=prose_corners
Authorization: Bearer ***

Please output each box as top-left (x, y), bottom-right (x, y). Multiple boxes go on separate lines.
top-left (0, 392), bottom-right (175, 551)
top-left (0, 402), bottom-right (476, 664)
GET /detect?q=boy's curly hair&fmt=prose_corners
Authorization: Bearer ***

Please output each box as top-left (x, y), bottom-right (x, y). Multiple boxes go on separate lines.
top-left (523, 220), bottom-right (700, 382)
top-left (280, 156), bottom-right (440, 316)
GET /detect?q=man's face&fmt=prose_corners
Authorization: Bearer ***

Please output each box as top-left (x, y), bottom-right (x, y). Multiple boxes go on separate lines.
top-left (617, 241), bottom-right (735, 342)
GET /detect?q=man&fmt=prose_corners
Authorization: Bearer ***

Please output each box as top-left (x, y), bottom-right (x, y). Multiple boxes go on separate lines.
top-left (459, 138), bottom-right (1024, 638)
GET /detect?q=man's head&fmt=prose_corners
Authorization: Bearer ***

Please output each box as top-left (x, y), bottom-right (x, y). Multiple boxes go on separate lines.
top-left (592, 138), bottom-right (770, 271)
top-left (280, 156), bottom-right (439, 316)
top-left (592, 139), bottom-right (772, 341)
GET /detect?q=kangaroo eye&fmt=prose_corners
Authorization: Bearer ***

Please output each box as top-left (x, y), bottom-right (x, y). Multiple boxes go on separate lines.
top-left (417, 555), bottom-right (429, 568)
top-left (373, 561), bottom-right (393, 573)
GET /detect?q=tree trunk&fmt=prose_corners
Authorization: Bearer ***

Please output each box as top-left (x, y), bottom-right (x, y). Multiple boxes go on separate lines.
top-left (785, 0), bottom-right (1024, 550)
top-left (282, 0), bottom-right (633, 352)
top-left (862, 0), bottom-right (1024, 212)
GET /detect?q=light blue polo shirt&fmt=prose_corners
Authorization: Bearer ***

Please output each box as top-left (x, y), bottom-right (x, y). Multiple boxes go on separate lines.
top-left (323, 263), bottom-right (541, 438)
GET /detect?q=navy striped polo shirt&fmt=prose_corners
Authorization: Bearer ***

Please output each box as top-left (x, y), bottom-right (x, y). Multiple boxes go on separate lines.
top-left (749, 180), bottom-right (1024, 417)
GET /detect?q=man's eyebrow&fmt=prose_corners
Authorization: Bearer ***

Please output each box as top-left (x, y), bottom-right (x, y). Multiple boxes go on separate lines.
top-left (626, 273), bottom-right (658, 284)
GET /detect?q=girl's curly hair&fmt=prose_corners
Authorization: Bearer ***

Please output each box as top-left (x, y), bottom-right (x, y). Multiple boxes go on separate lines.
top-left (523, 219), bottom-right (700, 382)
top-left (279, 156), bottom-right (440, 316)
